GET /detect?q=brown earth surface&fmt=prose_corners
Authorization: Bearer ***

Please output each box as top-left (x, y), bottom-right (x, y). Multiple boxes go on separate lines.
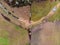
top-left (31, 21), bottom-right (60, 45)
top-left (0, 1), bottom-right (60, 45)
top-left (0, 13), bottom-right (29, 45)
top-left (0, 0), bottom-right (31, 29)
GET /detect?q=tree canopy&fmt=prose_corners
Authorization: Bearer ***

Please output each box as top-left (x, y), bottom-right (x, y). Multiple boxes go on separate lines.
top-left (5, 0), bottom-right (33, 7)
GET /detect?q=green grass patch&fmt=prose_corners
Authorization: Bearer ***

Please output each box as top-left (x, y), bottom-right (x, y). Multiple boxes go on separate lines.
top-left (15, 25), bottom-right (21, 30)
top-left (14, 25), bottom-right (27, 35)
top-left (0, 37), bottom-right (9, 45)
top-left (0, 30), bottom-right (9, 45)
top-left (48, 8), bottom-right (60, 22)
top-left (31, 1), bottom-right (58, 21)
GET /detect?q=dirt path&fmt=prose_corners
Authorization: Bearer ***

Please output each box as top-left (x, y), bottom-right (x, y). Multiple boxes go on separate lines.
top-left (17, 2), bottom-right (60, 28)
top-left (0, 1), bottom-right (60, 29)
top-left (31, 3), bottom-right (60, 26)
top-left (0, 1), bottom-right (31, 29)
top-left (31, 2), bottom-right (60, 45)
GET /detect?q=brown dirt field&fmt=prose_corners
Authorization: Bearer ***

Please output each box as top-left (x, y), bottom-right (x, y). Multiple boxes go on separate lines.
top-left (31, 21), bottom-right (60, 45)
top-left (0, 0), bottom-right (31, 29)
top-left (0, 13), bottom-right (29, 45)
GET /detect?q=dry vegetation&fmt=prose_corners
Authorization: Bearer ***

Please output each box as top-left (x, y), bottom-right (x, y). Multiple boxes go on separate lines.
top-left (31, 1), bottom-right (58, 21)
top-left (0, 14), bottom-right (29, 45)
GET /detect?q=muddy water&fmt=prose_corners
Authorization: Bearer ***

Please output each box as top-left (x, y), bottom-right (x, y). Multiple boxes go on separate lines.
top-left (31, 21), bottom-right (60, 45)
